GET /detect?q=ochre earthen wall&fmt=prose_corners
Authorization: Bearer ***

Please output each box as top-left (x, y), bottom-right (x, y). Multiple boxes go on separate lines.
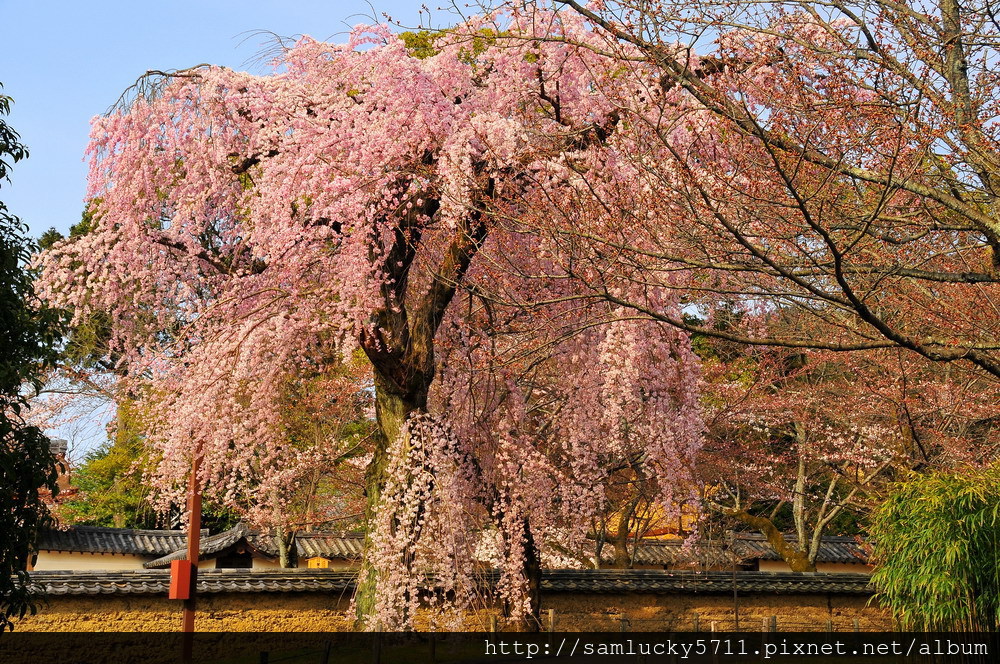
top-left (20, 593), bottom-right (354, 632)
top-left (17, 592), bottom-right (892, 632)
top-left (545, 593), bottom-right (892, 632)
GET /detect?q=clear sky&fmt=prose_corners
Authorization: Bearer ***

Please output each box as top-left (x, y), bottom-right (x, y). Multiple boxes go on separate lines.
top-left (1, 0), bottom-right (434, 238)
top-left (1, 0), bottom-right (440, 457)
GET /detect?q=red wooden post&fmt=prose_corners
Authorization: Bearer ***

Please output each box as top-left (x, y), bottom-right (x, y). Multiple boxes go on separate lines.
top-left (169, 560), bottom-right (193, 600)
top-left (181, 453), bottom-right (202, 662)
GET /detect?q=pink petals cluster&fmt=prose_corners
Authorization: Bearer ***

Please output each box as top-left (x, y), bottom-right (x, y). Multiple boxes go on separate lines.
top-left (367, 415), bottom-right (480, 630)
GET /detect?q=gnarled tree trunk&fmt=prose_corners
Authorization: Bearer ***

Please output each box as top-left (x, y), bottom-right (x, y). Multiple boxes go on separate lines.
top-left (277, 529), bottom-right (298, 569)
top-left (354, 368), bottom-right (431, 625)
top-left (352, 187), bottom-right (491, 628)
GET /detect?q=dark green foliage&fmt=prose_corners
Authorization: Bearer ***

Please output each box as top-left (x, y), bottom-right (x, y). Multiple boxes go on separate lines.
top-left (60, 429), bottom-right (238, 532)
top-left (0, 85), bottom-right (65, 631)
top-left (38, 204), bottom-right (97, 252)
top-left (0, 93), bottom-right (27, 182)
top-left (37, 228), bottom-right (62, 252)
top-left (870, 467), bottom-right (1000, 631)
top-left (59, 435), bottom-right (159, 529)
top-left (68, 203), bottom-right (97, 238)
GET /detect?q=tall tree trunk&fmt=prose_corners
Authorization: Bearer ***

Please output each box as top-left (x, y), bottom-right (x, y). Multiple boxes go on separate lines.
top-left (354, 371), bottom-right (428, 626)
top-left (510, 519), bottom-right (543, 632)
top-left (611, 496), bottom-right (640, 568)
top-left (612, 532), bottom-right (631, 569)
top-left (352, 189), bottom-right (489, 628)
top-left (277, 529), bottom-right (298, 568)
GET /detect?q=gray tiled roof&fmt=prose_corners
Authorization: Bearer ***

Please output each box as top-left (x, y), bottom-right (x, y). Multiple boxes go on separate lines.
top-left (292, 532), bottom-right (366, 559)
top-left (730, 534), bottom-right (868, 565)
top-left (36, 526), bottom-right (204, 556)
top-left (248, 532), bottom-right (366, 560)
top-left (605, 540), bottom-right (737, 568)
top-left (143, 523), bottom-right (268, 568)
top-left (31, 570), bottom-right (354, 595)
top-left (542, 570), bottom-right (873, 594)
top-left (143, 525), bottom-right (366, 568)
top-left (42, 525), bottom-right (870, 569)
top-left (27, 569), bottom-right (873, 596)
top-left (594, 535), bottom-right (869, 568)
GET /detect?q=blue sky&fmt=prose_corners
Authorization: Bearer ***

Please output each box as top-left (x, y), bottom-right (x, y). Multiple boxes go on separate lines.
top-left (1, 0), bottom-right (434, 238)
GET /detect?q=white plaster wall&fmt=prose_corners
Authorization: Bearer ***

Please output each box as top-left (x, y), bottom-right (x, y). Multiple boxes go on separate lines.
top-left (326, 559), bottom-right (357, 571)
top-left (252, 557), bottom-right (282, 570)
top-left (33, 551), bottom-right (149, 571)
top-left (251, 557), bottom-right (356, 570)
top-left (757, 559), bottom-right (872, 573)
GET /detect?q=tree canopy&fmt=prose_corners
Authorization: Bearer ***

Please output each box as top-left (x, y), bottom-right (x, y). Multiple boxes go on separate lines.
top-left (37, 11), bottom-right (704, 629)
top-left (548, 0), bottom-right (1000, 377)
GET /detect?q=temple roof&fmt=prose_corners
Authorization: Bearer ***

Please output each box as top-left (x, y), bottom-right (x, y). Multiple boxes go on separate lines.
top-left (36, 525), bottom-right (205, 557)
top-left (28, 568), bottom-right (874, 596)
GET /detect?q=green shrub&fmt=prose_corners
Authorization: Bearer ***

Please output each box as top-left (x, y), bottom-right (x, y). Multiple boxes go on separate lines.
top-left (870, 467), bottom-right (1000, 631)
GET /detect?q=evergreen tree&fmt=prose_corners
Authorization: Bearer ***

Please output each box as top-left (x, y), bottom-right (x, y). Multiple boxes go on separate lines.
top-left (0, 84), bottom-right (64, 631)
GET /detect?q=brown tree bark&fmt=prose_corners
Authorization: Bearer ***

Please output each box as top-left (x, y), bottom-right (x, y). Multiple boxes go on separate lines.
top-left (353, 184), bottom-right (492, 627)
top-left (728, 509), bottom-right (816, 572)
